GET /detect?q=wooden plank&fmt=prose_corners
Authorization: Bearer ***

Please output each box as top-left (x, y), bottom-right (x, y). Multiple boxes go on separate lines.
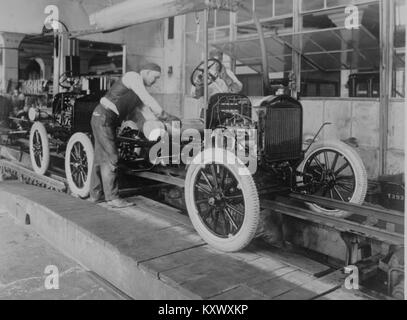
top-left (160, 253), bottom-right (296, 299)
top-left (99, 204), bottom-right (187, 232)
top-left (273, 269), bottom-right (347, 300)
top-left (125, 195), bottom-right (191, 227)
top-left (2, 184), bottom-right (205, 264)
top-left (209, 285), bottom-right (268, 300)
top-left (317, 288), bottom-right (375, 300)
top-left (274, 280), bottom-right (337, 300)
top-left (139, 245), bottom-right (214, 278)
top-left (206, 244), bottom-right (262, 263)
top-left (253, 243), bottom-right (332, 277)
top-left (116, 226), bottom-right (205, 263)
top-left (245, 266), bottom-right (297, 287)
top-left (315, 287), bottom-right (379, 301)
top-left (0, 185), bottom-right (200, 300)
top-left (248, 270), bottom-right (316, 299)
top-left (62, 207), bottom-right (205, 263)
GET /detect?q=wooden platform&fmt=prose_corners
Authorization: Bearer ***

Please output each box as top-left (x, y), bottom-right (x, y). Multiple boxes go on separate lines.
top-left (0, 182), bottom-right (375, 300)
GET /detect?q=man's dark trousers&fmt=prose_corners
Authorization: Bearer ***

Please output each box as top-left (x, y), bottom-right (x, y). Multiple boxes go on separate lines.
top-left (90, 104), bottom-right (120, 202)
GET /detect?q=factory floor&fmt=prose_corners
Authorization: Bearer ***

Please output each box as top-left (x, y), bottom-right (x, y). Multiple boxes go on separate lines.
top-left (0, 209), bottom-right (127, 300)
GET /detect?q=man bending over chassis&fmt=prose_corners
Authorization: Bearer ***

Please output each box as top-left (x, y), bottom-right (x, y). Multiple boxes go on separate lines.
top-left (90, 63), bottom-right (180, 208)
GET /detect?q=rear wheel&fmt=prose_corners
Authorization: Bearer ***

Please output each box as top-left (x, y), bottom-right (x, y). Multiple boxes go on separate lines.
top-left (185, 148), bottom-right (260, 252)
top-left (29, 122), bottom-right (50, 175)
top-left (298, 140), bottom-right (368, 218)
top-left (65, 133), bottom-right (94, 198)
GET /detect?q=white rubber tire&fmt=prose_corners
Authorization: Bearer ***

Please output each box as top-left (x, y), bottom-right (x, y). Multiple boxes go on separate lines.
top-left (185, 148), bottom-right (260, 252)
top-left (298, 140), bottom-right (368, 218)
top-left (65, 133), bottom-right (94, 198)
top-left (29, 122), bottom-right (50, 175)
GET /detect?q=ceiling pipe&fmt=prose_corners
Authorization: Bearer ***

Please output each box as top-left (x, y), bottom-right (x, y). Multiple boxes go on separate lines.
top-left (89, 0), bottom-right (242, 33)
top-left (238, 4), bottom-right (270, 96)
top-left (252, 12), bottom-right (270, 96)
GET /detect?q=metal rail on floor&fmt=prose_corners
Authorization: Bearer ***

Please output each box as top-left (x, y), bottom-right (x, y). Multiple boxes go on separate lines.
top-left (288, 193), bottom-right (404, 227)
top-left (0, 159), bottom-right (67, 193)
top-left (261, 198), bottom-right (404, 246)
top-left (1, 145), bottom-right (404, 248)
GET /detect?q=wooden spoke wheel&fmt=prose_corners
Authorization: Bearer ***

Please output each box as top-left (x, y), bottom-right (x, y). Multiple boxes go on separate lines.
top-left (185, 148), bottom-right (259, 252)
top-left (29, 122), bottom-right (50, 175)
top-left (65, 133), bottom-right (94, 198)
top-left (298, 140), bottom-right (368, 218)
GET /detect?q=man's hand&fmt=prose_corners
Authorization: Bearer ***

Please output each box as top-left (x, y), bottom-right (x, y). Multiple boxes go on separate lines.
top-left (193, 83), bottom-right (204, 99)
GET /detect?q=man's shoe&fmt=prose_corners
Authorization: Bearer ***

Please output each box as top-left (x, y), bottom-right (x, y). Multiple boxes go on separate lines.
top-left (88, 197), bottom-right (106, 204)
top-left (107, 199), bottom-right (135, 209)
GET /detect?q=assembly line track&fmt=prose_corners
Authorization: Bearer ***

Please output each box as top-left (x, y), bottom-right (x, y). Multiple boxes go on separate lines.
top-left (0, 157), bottom-right (404, 247)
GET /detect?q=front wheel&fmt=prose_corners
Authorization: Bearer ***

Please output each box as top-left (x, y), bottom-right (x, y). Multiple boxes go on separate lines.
top-left (185, 148), bottom-right (260, 252)
top-left (297, 140), bottom-right (368, 218)
top-left (65, 133), bottom-right (94, 198)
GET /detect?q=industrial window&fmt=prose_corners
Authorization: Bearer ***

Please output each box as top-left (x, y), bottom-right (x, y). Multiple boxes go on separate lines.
top-left (301, 70), bottom-right (340, 97)
top-left (185, 10), bottom-right (231, 49)
top-left (275, 0), bottom-right (293, 16)
top-left (236, 0), bottom-right (293, 40)
top-left (392, 0), bottom-right (406, 98)
top-left (184, 10), bottom-right (232, 93)
top-left (299, 2), bottom-right (381, 97)
top-left (301, 0), bottom-right (377, 12)
top-left (255, 0), bottom-right (274, 20)
top-left (326, 0), bottom-right (355, 7)
top-left (302, 0), bottom-right (325, 12)
top-left (238, 0), bottom-right (293, 23)
top-left (185, 1), bottom-right (296, 96)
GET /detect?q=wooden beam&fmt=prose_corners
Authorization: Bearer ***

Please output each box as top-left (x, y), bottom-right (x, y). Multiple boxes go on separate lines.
top-left (379, 0), bottom-right (391, 176)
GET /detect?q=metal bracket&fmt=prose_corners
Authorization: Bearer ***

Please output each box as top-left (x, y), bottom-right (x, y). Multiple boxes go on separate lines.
top-left (341, 232), bottom-right (361, 266)
top-left (304, 122), bottom-right (332, 154)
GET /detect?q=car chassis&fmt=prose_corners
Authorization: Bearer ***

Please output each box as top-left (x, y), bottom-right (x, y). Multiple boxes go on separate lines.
top-left (22, 3), bottom-right (368, 252)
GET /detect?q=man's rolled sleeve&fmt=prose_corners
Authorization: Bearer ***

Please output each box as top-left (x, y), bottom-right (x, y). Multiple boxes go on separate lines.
top-left (226, 69), bottom-right (243, 93)
top-left (122, 72), bottom-right (164, 117)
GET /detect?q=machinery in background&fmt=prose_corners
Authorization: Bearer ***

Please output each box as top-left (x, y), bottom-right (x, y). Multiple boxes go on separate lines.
top-left (348, 72), bottom-right (380, 98)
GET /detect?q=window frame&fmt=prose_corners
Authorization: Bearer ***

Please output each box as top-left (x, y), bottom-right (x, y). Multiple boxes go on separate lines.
top-left (300, 0), bottom-right (379, 13)
top-left (390, 0), bottom-right (406, 99)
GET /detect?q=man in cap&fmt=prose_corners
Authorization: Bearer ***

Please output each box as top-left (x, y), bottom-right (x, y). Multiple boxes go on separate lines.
top-left (90, 63), bottom-right (178, 208)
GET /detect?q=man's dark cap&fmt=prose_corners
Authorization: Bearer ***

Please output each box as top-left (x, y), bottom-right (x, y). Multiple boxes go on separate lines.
top-left (140, 63), bottom-right (162, 73)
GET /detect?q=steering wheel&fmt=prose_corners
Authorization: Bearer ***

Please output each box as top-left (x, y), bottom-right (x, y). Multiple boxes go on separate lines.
top-left (190, 58), bottom-right (223, 87)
